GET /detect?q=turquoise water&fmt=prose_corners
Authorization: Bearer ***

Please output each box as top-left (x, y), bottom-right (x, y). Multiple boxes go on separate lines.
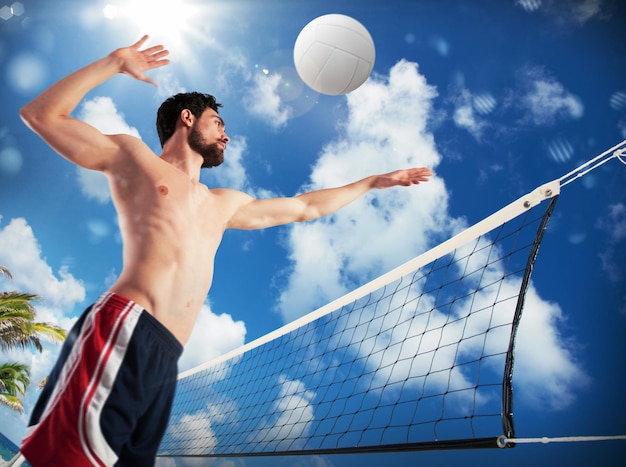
top-left (0, 431), bottom-right (19, 461)
top-left (0, 432), bottom-right (30, 466)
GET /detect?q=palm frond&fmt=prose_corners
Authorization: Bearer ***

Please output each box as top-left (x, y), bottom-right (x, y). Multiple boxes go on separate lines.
top-left (30, 322), bottom-right (67, 342)
top-left (0, 268), bottom-right (65, 414)
top-left (0, 393), bottom-right (25, 413)
top-left (0, 291), bottom-right (39, 314)
top-left (0, 361), bottom-right (31, 396)
top-left (38, 376), bottom-right (48, 390)
top-left (0, 266), bottom-right (13, 280)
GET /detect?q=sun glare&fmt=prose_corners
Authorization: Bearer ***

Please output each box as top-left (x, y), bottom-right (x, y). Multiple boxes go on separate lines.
top-left (104, 0), bottom-right (198, 45)
top-left (100, 0), bottom-right (234, 84)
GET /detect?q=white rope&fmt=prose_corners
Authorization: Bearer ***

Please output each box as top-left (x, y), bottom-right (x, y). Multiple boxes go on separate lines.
top-left (497, 434), bottom-right (626, 448)
top-left (559, 140), bottom-right (626, 188)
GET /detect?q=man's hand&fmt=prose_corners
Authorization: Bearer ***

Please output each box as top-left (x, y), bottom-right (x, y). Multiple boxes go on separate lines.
top-left (111, 35), bottom-right (169, 86)
top-left (20, 35), bottom-right (170, 171)
top-left (371, 167), bottom-right (433, 189)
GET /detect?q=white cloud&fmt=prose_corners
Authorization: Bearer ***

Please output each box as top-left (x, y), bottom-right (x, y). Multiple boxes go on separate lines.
top-left (518, 67), bottom-right (584, 125)
top-left (447, 85), bottom-right (497, 141)
top-left (516, 0), bottom-right (542, 13)
top-left (192, 43), bottom-right (310, 129)
top-left (243, 71), bottom-right (293, 130)
top-left (248, 375), bottom-right (316, 451)
top-left (214, 48), bottom-right (252, 97)
top-left (163, 391), bottom-right (242, 461)
top-left (514, 285), bottom-right (590, 409)
top-left (566, 0), bottom-right (605, 22)
top-left (453, 98), bottom-right (487, 141)
top-left (0, 215), bottom-right (86, 444)
top-left (166, 412), bottom-right (219, 454)
top-left (445, 68), bottom-right (582, 141)
top-left (202, 137), bottom-right (250, 192)
top-left (268, 58), bottom-right (587, 421)
top-left (178, 303), bottom-right (247, 373)
top-left (75, 168), bottom-right (110, 203)
top-left (333, 284), bottom-right (485, 414)
top-left (0, 342), bottom-right (59, 442)
top-left (202, 136), bottom-right (279, 200)
top-left (326, 232), bottom-right (587, 414)
top-left (516, 0), bottom-right (608, 24)
top-left (276, 59), bottom-right (448, 322)
top-left (74, 96), bottom-right (142, 203)
top-left (572, 0), bottom-right (605, 23)
top-left (155, 69), bottom-right (186, 100)
top-left (78, 96), bottom-right (141, 137)
top-left (450, 239), bottom-right (588, 411)
top-left (0, 216), bottom-right (85, 308)
top-left (0, 214), bottom-right (246, 444)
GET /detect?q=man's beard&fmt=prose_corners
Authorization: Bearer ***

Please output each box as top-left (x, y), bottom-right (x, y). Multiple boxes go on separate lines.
top-left (188, 124), bottom-right (224, 168)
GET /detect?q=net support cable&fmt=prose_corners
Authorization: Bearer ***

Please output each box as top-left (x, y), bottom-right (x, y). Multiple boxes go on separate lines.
top-left (159, 142), bottom-right (626, 458)
top-left (498, 139), bottom-right (626, 449)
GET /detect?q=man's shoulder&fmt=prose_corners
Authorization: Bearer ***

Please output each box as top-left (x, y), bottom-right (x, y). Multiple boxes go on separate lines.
top-left (107, 133), bottom-right (160, 164)
top-left (109, 133), bottom-right (153, 152)
top-left (209, 187), bottom-right (255, 207)
top-left (209, 187), bottom-right (248, 199)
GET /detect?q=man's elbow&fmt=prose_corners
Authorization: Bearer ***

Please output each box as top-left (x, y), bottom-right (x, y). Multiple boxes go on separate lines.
top-left (20, 103), bottom-right (40, 130)
top-left (299, 206), bottom-right (324, 223)
top-left (20, 103), bottom-right (57, 135)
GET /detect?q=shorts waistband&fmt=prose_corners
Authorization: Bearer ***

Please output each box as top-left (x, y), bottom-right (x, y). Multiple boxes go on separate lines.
top-left (97, 292), bottom-right (184, 358)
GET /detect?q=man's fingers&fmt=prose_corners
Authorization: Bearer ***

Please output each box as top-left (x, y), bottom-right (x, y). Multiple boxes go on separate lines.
top-left (139, 74), bottom-right (158, 87)
top-left (131, 36), bottom-right (169, 64)
top-left (142, 45), bottom-right (169, 57)
top-left (132, 35), bottom-right (150, 49)
top-left (406, 168), bottom-right (432, 183)
top-left (374, 168), bottom-right (432, 189)
top-left (141, 45), bottom-right (169, 69)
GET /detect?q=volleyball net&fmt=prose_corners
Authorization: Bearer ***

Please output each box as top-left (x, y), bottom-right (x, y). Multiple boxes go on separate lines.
top-left (158, 141), bottom-right (626, 458)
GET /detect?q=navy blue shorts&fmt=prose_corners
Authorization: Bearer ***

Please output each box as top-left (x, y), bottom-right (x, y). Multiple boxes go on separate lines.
top-left (21, 293), bottom-right (183, 466)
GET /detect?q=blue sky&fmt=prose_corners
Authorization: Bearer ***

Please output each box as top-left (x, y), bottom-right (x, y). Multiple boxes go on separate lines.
top-left (0, 0), bottom-right (625, 465)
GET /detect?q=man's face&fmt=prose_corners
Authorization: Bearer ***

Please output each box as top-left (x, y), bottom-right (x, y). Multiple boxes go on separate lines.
top-left (187, 109), bottom-right (228, 168)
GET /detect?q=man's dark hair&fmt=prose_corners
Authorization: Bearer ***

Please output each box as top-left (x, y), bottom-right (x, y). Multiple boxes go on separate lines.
top-left (156, 92), bottom-right (223, 147)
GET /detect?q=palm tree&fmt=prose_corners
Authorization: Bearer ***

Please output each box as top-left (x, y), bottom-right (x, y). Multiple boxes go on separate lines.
top-left (0, 266), bottom-right (66, 413)
top-left (0, 362), bottom-right (30, 412)
top-left (0, 291), bottom-right (66, 352)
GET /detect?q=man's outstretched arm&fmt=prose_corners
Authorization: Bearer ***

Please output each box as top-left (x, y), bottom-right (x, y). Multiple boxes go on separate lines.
top-left (224, 167), bottom-right (433, 230)
top-left (20, 35), bottom-right (168, 171)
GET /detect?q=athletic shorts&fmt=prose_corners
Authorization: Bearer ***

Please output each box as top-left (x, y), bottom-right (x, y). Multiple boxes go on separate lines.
top-left (20, 292), bottom-right (183, 467)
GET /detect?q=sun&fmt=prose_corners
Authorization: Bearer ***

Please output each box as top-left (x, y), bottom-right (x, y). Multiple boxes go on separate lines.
top-left (103, 0), bottom-right (199, 46)
top-left (100, 0), bottom-right (236, 85)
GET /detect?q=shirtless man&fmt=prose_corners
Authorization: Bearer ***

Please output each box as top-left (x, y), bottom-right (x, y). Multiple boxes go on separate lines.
top-left (18, 36), bottom-right (432, 466)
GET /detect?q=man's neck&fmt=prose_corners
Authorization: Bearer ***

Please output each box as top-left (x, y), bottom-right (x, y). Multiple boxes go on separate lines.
top-left (160, 145), bottom-right (202, 181)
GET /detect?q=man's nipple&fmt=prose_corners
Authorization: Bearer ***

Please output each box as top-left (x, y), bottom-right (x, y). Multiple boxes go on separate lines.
top-left (158, 185), bottom-right (169, 196)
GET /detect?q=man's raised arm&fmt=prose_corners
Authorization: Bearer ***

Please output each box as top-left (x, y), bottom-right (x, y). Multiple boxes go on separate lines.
top-left (224, 167), bottom-right (433, 230)
top-left (19, 35), bottom-right (169, 171)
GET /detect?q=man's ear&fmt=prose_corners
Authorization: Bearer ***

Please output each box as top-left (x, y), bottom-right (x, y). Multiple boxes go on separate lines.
top-left (179, 109), bottom-right (194, 128)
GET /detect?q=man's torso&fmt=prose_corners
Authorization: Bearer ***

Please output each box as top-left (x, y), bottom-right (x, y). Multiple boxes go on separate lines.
top-left (104, 136), bottom-right (234, 344)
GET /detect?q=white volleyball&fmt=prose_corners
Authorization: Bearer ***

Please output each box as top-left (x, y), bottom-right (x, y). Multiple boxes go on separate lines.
top-left (293, 14), bottom-right (375, 95)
